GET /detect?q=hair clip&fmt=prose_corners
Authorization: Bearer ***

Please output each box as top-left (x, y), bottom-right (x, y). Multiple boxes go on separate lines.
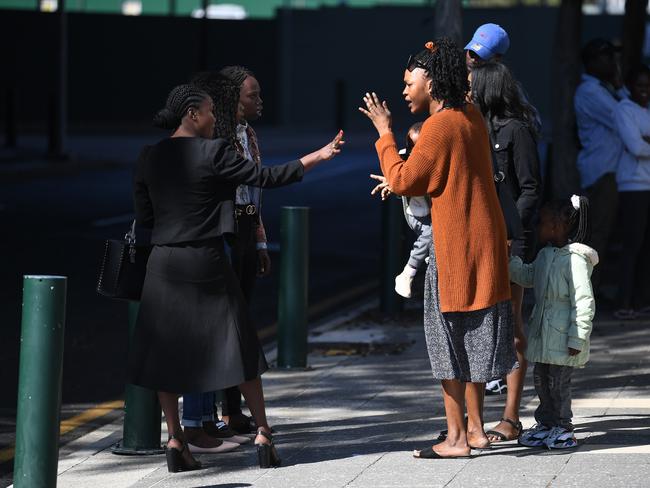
top-left (424, 41), bottom-right (438, 53)
top-left (570, 194), bottom-right (581, 211)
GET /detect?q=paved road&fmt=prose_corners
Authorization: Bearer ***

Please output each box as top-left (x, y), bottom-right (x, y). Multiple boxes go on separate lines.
top-left (0, 129), bottom-right (396, 478)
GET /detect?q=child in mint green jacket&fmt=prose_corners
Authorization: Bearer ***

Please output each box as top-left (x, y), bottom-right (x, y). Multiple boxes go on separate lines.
top-left (509, 195), bottom-right (598, 450)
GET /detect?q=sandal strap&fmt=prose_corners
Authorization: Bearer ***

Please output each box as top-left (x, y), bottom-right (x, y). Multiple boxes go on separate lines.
top-left (256, 429), bottom-right (273, 441)
top-left (500, 418), bottom-right (522, 433)
top-left (168, 434), bottom-right (186, 453)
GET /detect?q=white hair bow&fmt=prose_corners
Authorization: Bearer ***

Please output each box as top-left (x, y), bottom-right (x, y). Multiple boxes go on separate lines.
top-left (570, 194), bottom-right (581, 211)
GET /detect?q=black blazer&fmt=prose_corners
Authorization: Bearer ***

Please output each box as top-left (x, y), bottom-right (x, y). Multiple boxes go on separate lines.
top-left (133, 137), bottom-right (304, 244)
top-left (490, 118), bottom-right (542, 228)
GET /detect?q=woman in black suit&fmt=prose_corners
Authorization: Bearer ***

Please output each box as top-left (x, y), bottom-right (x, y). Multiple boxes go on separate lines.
top-left (129, 84), bottom-right (344, 472)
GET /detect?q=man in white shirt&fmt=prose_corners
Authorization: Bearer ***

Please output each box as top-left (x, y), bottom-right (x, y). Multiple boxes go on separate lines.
top-left (574, 38), bottom-right (625, 289)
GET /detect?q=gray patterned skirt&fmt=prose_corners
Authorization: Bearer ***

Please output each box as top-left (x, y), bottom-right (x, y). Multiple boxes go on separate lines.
top-left (424, 244), bottom-right (517, 383)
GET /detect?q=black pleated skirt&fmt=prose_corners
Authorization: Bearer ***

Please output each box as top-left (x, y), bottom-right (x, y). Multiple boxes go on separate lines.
top-left (127, 238), bottom-right (268, 393)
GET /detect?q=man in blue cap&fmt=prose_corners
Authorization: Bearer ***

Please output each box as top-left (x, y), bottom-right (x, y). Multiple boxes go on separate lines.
top-left (465, 23), bottom-right (510, 68)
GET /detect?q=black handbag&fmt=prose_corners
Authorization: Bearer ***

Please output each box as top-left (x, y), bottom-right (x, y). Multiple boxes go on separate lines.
top-left (96, 220), bottom-right (151, 300)
top-left (491, 148), bottom-right (524, 240)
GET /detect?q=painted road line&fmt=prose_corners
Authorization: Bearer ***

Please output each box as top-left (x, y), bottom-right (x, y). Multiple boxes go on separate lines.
top-left (523, 397), bottom-right (650, 411)
top-left (0, 399), bottom-right (124, 464)
top-left (92, 214), bottom-right (134, 228)
top-left (257, 280), bottom-right (378, 342)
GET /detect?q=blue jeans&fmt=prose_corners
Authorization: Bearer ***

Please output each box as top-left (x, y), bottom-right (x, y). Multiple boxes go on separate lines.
top-left (181, 392), bottom-right (215, 428)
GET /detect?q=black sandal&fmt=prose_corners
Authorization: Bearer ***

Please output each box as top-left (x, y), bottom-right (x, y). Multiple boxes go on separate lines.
top-left (413, 446), bottom-right (473, 459)
top-left (255, 429), bottom-right (281, 468)
top-left (165, 434), bottom-right (202, 473)
top-left (485, 418), bottom-right (523, 443)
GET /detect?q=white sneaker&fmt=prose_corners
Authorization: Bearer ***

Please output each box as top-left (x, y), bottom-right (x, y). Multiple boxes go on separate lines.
top-left (188, 440), bottom-right (239, 453)
top-left (485, 379), bottom-right (507, 395)
top-left (544, 427), bottom-right (578, 449)
top-left (395, 271), bottom-right (413, 298)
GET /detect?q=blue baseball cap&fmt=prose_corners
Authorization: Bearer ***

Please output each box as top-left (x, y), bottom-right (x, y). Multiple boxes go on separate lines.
top-left (465, 23), bottom-right (510, 60)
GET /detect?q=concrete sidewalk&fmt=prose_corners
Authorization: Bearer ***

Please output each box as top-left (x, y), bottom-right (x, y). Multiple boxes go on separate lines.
top-left (21, 300), bottom-right (650, 488)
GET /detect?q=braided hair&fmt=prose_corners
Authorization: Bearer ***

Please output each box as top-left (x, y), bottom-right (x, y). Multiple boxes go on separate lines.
top-left (542, 195), bottom-right (590, 244)
top-left (408, 38), bottom-right (469, 109)
top-left (153, 84), bottom-right (209, 130)
top-left (191, 71), bottom-right (241, 149)
top-left (219, 65), bottom-right (255, 89)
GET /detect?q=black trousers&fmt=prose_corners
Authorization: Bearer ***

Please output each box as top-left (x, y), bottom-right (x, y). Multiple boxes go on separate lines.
top-left (533, 363), bottom-right (574, 430)
top-left (585, 173), bottom-right (619, 290)
top-left (222, 213), bottom-right (259, 417)
top-left (616, 191), bottom-right (650, 309)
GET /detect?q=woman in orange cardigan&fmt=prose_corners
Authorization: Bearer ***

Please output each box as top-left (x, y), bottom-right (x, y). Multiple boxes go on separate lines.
top-left (360, 38), bottom-right (517, 459)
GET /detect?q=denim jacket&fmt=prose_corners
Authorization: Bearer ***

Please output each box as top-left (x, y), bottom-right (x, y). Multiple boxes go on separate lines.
top-left (509, 243), bottom-right (599, 368)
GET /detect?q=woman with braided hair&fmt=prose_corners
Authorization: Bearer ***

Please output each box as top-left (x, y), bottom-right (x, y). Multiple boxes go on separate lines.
top-left (129, 83), bottom-right (344, 471)
top-left (360, 38), bottom-right (516, 459)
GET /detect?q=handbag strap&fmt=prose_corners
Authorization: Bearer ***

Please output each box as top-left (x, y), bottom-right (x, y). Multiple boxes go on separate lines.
top-left (125, 220), bottom-right (136, 245)
top-left (125, 220), bottom-right (137, 263)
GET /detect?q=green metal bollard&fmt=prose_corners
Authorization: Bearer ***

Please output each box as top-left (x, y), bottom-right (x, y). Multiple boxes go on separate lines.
top-left (112, 301), bottom-right (164, 455)
top-left (380, 196), bottom-right (406, 315)
top-left (14, 275), bottom-right (67, 488)
top-left (277, 206), bottom-right (309, 368)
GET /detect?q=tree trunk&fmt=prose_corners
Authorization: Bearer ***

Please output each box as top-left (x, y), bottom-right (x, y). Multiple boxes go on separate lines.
top-left (549, 0), bottom-right (582, 199)
top-left (622, 0), bottom-right (648, 80)
top-left (434, 0), bottom-right (462, 45)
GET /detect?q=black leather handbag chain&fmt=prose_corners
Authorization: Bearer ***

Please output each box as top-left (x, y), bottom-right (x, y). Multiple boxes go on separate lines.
top-left (96, 220), bottom-right (151, 300)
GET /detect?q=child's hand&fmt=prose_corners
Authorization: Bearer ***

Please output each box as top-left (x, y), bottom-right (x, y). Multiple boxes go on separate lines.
top-left (370, 174), bottom-right (393, 200)
top-left (568, 347), bottom-right (580, 356)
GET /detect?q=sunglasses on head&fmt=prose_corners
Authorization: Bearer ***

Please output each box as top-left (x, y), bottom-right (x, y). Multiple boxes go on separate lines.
top-left (406, 55), bottom-right (428, 72)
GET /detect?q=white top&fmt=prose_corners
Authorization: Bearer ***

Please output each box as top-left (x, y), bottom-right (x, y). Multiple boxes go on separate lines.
top-left (235, 123), bottom-right (253, 205)
top-left (614, 98), bottom-right (650, 191)
top-left (405, 196), bottom-right (430, 217)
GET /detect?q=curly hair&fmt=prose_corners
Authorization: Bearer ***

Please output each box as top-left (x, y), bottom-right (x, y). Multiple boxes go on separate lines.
top-left (470, 61), bottom-right (540, 138)
top-left (219, 65), bottom-right (255, 89)
top-left (409, 38), bottom-right (469, 109)
top-left (191, 71), bottom-right (241, 150)
top-left (153, 84), bottom-right (209, 130)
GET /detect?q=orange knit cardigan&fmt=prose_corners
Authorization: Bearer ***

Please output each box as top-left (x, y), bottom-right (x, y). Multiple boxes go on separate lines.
top-left (376, 104), bottom-right (511, 312)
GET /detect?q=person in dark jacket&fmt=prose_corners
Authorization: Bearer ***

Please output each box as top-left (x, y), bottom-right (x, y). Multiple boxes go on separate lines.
top-left (470, 61), bottom-right (542, 443)
top-left (129, 84), bottom-right (344, 472)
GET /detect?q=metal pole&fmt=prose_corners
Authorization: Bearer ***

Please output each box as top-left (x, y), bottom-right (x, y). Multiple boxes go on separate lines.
top-left (278, 3), bottom-right (293, 125)
top-left (197, 0), bottom-right (209, 70)
top-left (14, 275), bottom-right (67, 488)
top-left (112, 302), bottom-right (164, 455)
top-left (48, 0), bottom-right (67, 159)
top-left (380, 196), bottom-right (405, 315)
top-left (5, 87), bottom-right (17, 148)
top-left (277, 206), bottom-right (309, 368)
top-left (334, 78), bottom-right (346, 131)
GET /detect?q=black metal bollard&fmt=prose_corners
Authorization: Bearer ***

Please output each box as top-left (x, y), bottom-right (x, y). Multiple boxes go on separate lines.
top-left (277, 207), bottom-right (310, 368)
top-left (14, 275), bottom-right (67, 488)
top-left (380, 196), bottom-right (406, 315)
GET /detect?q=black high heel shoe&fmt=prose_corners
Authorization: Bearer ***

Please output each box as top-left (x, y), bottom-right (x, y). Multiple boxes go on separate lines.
top-left (255, 429), bottom-right (281, 468)
top-left (165, 434), bottom-right (202, 473)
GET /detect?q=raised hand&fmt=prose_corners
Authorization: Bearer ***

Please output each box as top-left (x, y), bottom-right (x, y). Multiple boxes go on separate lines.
top-left (318, 130), bottom-right (345, 161)
top-left (359, 92), bottom-right (392, 137)
top-left (370, 173), bottom-right (393, 200)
